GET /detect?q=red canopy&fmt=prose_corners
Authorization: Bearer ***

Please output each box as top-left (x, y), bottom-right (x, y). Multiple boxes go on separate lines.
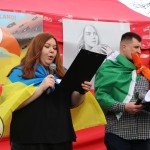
top-left (1, 0), bottom-right (150, 22)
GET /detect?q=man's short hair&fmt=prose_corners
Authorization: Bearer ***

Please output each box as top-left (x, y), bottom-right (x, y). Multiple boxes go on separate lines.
top-left (121, 32), bottom-right (142, 43)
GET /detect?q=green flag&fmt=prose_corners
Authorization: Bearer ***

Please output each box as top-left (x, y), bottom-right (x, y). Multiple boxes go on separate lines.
top-left (95, 52), bottom-right (140, 113)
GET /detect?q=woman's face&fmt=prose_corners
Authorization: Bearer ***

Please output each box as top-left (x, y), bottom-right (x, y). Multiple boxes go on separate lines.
top-left (40, 38), bottom-right (57, 67)
top-left (83, 25), bottom-right (99, 50)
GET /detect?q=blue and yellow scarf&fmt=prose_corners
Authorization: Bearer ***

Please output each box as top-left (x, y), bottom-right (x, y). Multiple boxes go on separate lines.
top-left (0, 64), bottom-right (106, 137)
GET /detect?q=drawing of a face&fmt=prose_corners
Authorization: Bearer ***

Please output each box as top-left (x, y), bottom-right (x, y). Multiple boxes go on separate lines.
top-left (83, 25), bottom-right (99, 50)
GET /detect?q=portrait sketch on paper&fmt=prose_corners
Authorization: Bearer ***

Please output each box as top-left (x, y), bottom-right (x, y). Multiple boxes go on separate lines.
top-left (63, 19), bottom-right (130, 88)
top-left (78, 24), bottom-right (113, 56)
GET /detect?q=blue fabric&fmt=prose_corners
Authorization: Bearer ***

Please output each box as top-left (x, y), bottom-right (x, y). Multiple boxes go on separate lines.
top-left (8, 64), bottom-right (59, 87)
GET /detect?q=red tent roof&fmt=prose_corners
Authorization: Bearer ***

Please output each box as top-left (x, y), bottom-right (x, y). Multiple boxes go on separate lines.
top-left (1, 0), bottom-right (150, 22)
top-left (1, 0), bottom-right (150, 67)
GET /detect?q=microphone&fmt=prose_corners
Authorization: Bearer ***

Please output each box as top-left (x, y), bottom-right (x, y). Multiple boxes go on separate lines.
top-left (46, 63), bottom-right (56, 94)
top-left (135, 92), bottom-right (146, 105)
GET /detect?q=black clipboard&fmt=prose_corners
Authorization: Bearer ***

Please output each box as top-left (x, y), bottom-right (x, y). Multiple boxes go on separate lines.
top-left (59, 49), bottom-right (106, 93)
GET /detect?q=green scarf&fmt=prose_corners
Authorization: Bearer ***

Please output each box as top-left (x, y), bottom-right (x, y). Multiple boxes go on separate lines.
top-left (94, 52), bottom-right (140, 113)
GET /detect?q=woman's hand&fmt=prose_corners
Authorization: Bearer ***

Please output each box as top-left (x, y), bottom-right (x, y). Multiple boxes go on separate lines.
top-left (81, 81), bottom-right (92, 94)
top-left (71, 81), bottom-right (92, 108)
top-left (39, 74), bottom-right (55, 92)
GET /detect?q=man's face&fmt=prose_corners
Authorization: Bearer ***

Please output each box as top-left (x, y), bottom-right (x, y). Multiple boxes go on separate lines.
top-left (121, 38), bottom-right (141, 60)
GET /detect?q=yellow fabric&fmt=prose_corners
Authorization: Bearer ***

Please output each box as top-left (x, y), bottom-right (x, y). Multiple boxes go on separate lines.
top-left (0, 79), bottom-right (37, 137)
top-left (71, 92), bottom-right (106, 131)
top-left (0, 79), bottom-right (106, 136)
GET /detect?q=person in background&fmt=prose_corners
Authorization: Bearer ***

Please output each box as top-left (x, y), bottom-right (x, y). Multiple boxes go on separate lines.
top-left (1, 32), bottom-right (92, 150)
top-left (78, 24), bottom-right (113, 56)
top-left (94, 32), bottom-right (150, 150)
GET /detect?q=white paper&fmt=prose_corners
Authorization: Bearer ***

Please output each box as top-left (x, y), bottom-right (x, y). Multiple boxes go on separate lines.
top-left (144, 90), bottom-right (150, 102)
top-left (63, 19), bottom-right (130, 89)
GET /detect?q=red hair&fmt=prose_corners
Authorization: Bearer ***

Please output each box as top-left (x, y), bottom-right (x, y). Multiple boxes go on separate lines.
top-left (9, 32), bottom-right (65, 78)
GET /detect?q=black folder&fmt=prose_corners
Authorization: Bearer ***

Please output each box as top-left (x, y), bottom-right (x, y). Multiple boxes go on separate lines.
top-left (59, 49), bottom-right (106, 93)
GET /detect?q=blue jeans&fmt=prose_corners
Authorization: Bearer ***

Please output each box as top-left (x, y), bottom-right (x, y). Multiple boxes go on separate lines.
top-left (104, 133), bottom-right (150, 150)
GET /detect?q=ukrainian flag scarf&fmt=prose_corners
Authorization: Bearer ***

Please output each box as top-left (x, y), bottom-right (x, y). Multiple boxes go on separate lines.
top-left (0, 64), bottom-right (51, 137)
top-left (0, 64), bottom-right (106, 138)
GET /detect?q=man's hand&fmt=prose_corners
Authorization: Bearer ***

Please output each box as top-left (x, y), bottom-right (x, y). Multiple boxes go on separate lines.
top-left (125, 102), bottom-right (144, 114)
